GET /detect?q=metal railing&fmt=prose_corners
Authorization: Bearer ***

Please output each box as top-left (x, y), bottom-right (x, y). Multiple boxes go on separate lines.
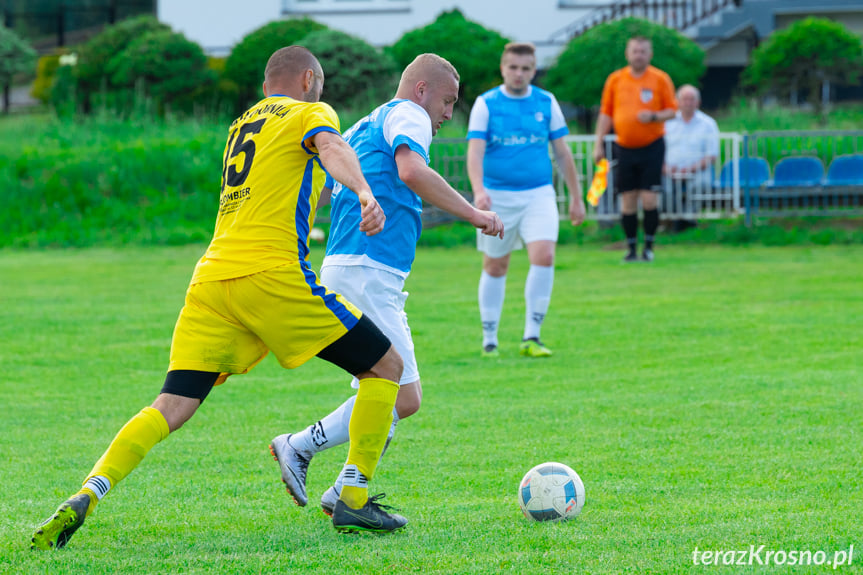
top-left (378, 131), bottom-right (863, 228)
top-left (548, 0), bottom-right (739, 43)
top-left (561, 133), bottom-right (741, 221)
top-left (427, 134), bottom-right (742, 224)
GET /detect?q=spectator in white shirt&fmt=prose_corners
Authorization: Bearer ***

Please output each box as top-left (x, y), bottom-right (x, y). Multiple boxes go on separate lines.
top-left (663, 84), bottom-right (719, 231)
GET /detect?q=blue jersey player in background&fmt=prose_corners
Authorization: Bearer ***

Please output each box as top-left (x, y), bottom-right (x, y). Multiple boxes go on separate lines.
top-left (270, 53), bottom-right (504, 515)
top-left (467, 42), bottom-right (586, 359)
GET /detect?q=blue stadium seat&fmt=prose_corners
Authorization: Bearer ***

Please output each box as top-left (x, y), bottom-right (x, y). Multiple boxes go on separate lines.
top-left (715, 157), bottom-right (770, 188)
top-left (769, 156), bottom-right (825, 187)
top-left (825, 154), bottom-right (863, 186)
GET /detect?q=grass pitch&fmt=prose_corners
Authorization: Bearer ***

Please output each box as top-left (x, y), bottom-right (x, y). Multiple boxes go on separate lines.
top-left (1, 244), bottom-right (861, 574)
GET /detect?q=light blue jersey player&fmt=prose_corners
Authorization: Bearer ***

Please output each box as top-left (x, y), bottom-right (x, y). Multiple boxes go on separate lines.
top-left (271, 54), bottom-right (503, 516)
top-left (467, 42), bottom-right (586, 359)
top-left (324, 98), bottom-right (430, 277)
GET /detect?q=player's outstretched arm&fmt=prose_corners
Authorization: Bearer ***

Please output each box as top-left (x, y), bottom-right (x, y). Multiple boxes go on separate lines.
top-left (551, 138), bottom-right (586, 226)
top-left (395, 145), bottom-right (503, 238)
top-left (315, 131), bottom-right (385, 236)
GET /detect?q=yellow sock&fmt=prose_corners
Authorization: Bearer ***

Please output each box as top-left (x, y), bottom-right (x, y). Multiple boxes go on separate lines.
top-left (75, 488), bottom-right (98, 517)
top-left (340, 378), bottom-right (398, 509)
top-left (81, 406), bottom-right (169, 513)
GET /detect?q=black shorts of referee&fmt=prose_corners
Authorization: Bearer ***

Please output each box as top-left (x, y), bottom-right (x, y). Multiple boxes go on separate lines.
top-left (613, 137), bottom-right (665, 194)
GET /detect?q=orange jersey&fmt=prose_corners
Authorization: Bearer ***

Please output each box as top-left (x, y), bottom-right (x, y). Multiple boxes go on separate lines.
top-left (599, 65), bottom-right (677, 149)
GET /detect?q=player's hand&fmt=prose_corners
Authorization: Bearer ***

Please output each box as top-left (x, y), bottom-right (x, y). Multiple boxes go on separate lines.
top-left (471, 208), bottom-right (504, 239)
top-left (473, 189), bottom-right (492, 211)
top-left (357, 191), bottom-right (385, 236)
top-left (592, 146), bottom-right (605, 164)
top-left (569, 197), bottom-right (586, 226)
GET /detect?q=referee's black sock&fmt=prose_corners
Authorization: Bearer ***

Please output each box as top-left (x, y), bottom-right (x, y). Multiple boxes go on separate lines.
top-left (643, 208), bottom-right (659, 250)
top-left (622, 213), bottom-right (638, 254)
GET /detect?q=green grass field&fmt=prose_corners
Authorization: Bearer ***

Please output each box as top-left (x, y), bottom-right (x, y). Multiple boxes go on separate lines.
top-left (2, 244), bottom-right (862, 574)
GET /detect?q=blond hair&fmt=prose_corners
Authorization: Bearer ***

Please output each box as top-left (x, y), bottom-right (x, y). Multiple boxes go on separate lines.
top-left (397, 53), bottom-right (459, 96)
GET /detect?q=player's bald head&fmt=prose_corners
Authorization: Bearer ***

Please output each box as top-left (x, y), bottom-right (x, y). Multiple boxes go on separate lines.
top-left (263, 46), bottom-right (323, 100)
top-left (396, 53), bottom-right (459, 99)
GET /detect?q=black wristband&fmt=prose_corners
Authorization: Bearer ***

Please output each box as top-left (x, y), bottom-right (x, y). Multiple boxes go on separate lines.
top-left (651, 113), bottom-right (658, 122)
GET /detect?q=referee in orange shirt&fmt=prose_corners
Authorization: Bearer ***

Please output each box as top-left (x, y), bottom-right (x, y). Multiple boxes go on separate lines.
top-left (593, 36), bottom-right (677, 262)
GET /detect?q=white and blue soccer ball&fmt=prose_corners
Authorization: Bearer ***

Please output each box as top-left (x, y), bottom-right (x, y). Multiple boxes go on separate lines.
top-left (518, 462), bottom-right (585, 522)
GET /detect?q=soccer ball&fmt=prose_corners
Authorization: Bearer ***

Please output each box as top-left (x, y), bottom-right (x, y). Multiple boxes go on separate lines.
top-left (309, 227), bottom-right (326, 242)
top-left (517, 462), bottom-right (585, 522)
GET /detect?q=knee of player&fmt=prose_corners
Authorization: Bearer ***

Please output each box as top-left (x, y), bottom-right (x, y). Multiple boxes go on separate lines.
top-left (396, 391), bottom-right (421, 419)
top-left (483, 260), bottom-right (509, 277)
top-left (531, 253), bottom-right (555, 267)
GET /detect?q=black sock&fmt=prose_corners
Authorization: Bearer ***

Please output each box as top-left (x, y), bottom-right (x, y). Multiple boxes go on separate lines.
top-left (622, 213), bottom-right (638, 253)
top-left (643, 209), bottom-right (659, 250)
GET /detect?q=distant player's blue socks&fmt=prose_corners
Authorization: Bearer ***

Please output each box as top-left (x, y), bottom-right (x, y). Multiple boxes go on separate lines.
top-left (524, 265), bottom-right (554, 341)
top-left (479, 271), bottom-right (506, 348)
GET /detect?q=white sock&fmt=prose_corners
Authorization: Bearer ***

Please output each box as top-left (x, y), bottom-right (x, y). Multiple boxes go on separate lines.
top-left (291, 395), bottom-right (356, 456)
top-left (339, 464), bottom-right (368, 489)
top-left (479, 271), bottom-right (506, 347)
top-left (83, 475), bottom-right (111, 500)
top-left (334, 408), bottom-right (399, 493)
top-left (524, 265), bottom-right (554, 341)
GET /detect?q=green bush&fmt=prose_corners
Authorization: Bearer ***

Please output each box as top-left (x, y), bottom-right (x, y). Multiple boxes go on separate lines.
top-left (50, 64), bottom-right (78, 117)
top-left (388, 9), bottom-right (509, 109)
top-left (75, 15), bottom-right (170, 103)
top-left (106, 29), bottom-right (215, 113)
top-left (299, 29), bottom-right (397, 112)
top-left (31, 51), bottom-right (66, 103)
top-left (545, 17), bottom-right (705, 107)
top-left (0, 116), bottom-right (222, 248)
top-left (743, 17), bottom-right (863, 115)
top-left (207, 56), bottom-right (240, 119)
top-left (224, 18), bottom-right (327, 110)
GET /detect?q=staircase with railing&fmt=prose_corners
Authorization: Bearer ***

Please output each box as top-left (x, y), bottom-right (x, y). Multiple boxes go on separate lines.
top-left (549, 0), bottom-right (740, 43)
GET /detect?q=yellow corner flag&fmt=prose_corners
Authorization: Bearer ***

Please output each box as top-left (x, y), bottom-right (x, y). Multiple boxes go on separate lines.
top-left (586, 158), bottom-right (609, 207)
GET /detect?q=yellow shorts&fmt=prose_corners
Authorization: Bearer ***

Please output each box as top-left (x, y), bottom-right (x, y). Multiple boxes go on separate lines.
top-left (168, 261), bottom-right (362, 383)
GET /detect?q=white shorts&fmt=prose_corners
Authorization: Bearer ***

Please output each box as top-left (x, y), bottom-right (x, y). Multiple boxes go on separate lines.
top-left (320, 264), bottom-right (418, 387)
top-left (476, 184), bottom-right (560, 258)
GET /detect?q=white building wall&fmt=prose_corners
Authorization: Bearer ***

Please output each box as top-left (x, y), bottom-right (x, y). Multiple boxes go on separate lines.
top-left (158, 0), bottom-right (284, 55)
top-left (158, 0), bottom-right (609, 65)
top-left (282, 0), bottom-right (602, 67)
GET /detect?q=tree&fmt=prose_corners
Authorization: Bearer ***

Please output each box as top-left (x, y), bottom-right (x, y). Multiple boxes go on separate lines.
top-left (0, 24), bottom-right (37, 113)
top-left (75, 15), bottom-right (171, 100)
top-left (388, 9), bottom-right (509, 111)
top-left (545, 18), bottom-right (705, 109)
top-left (299, 29), bottom-right (398, 112)
top-left (106, 29), bottom-right (215, 112)
top-left (743, 17), bottom-right (863, 115)
top-left (224, 18), bottom-right (327, 109)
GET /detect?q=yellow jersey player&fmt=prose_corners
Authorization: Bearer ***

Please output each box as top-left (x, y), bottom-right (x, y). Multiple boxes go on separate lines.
top-left (32, 46), bottom-right (408, 550)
